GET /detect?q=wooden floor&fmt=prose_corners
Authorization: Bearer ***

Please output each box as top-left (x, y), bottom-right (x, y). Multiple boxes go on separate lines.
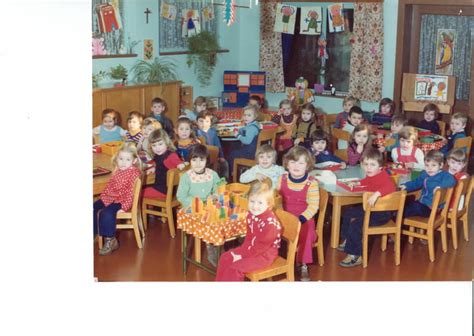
top-left (94, 195), bottom-right (473, 281)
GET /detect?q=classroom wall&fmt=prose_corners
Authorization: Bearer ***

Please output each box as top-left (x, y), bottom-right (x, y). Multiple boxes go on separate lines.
top-left (93, 0), bottom-right (399, 114)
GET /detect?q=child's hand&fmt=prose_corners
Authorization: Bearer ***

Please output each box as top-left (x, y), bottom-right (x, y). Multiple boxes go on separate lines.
top-left (356, 144), bottom-right (364, 153)
top-left (367, 192), bottom-right (381, 207)
top-left (147, 167), bottom-right (155, 175)
top-left (177, 163), bottom-right (186, 170)
top-left (255, 173), bottom-right (266, 181)
top-left (340, 162), bottom-right (347, 169)
top-left (277, 108), bottom-right (283, 115)
top-left (233, 129), bottom-right (239, 136)
top-left (231, 251), bottom-right (242, 263)
top-left (294, 138), bottom-right (301, 145)
top-left (400, 185), bottom-right (406, 190)
top-left (118, 209), bottom-right (125, 213)
top-left (405, 162), bottom-right (415, 169)
top-left (378, 145), bottom-right (385, 153)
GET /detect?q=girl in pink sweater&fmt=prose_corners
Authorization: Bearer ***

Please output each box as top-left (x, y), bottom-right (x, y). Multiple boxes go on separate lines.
top-left (347, 124), bottom-right (372, 166)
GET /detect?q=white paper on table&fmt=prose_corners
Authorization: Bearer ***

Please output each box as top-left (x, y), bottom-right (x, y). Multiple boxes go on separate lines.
top-left (314, 161), bottom-right (340, 168)
top-left (310, 170), bottom-right (337, 184)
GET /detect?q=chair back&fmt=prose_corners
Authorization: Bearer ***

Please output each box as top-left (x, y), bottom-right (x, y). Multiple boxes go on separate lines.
top-left (450, 177), bottom-right (472, 217)
top-left (322, 113), bottom-right (337, 133)
top-left (232, 158), bottom-right (256, 183)
top-left (130, 177), bottom-right (143, 215)
top-left (93, 134), bottom-right (100, 145)
top-left (275, 208), bottom-right (301, 269)
top-left (257, 128), bottom-right (277, 150)
top-left (206, 145), bottom-right (219, 170)
top-left (453, 136), bottom-right (472, 158)
top-left (334, 149), bottom-right (348, 162)
top-left (316, 188), bottom-right (329, 229)
top-left (331, 127), bottom-right (351, 152)
top-left (427, 187), bottom-right (454, 226)
top-left (362, 191), bottom-right (407, 231)
top-left (166, 168), bottom-right (181, 204)
top-left (197, 135), bottom-right (206, 145)
top-left (464, 176), bottom-right (474, 213)
top-left (436, 120), bottom-right (446, 137)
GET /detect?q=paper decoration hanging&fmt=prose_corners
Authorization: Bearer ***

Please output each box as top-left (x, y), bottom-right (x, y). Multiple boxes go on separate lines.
top-left (161, 2), bottom-right (177, 20)
top-left (300, 7), bottom-right (322, 35)
top-left (223, 0), bottom-right (235, 26)
top-left (414, 74), bottom-right (449, 102)
top-left (202, 5), bottom-right (215, 22)
top-left (96, 3), bottom-right (122, 33)
top-left (435, 29), bottom-right (455, 76)
top-left (181, 9), bottom-right (201, 38)
top-left (328, 3), bottom-right (344, 33)
top-left (274, 4), bottom-right (297, 34)
top-left (144, 39), bottom-right (153, 60)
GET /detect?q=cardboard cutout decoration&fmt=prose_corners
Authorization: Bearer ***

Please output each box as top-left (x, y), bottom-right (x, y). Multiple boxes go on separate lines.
top-left (328, 3), bottom-right (344, 33)
top-left (274, 4), bottom-right (297, 34)
top-left (300, 7), bottom-right (322, 35)
top-left (181, 9), bottom-right (201, 37)
top-left (435, 29), bottom-right (455, 76)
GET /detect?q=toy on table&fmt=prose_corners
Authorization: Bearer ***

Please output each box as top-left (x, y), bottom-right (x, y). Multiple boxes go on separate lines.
top-left (288, 77), bottom-right (314, 106)
top-left (101, 141), bottom-right (124, 156)
top-left (93, 144), bottom-right (102, 153)
top-left (387, 162), bottom-right (410, 175)
top-left (93, 166), bottom-right (111, 177)
top-left (336, 178), bottom-right (367, 192)
top-left (216, 120), bottom-right (243, 137)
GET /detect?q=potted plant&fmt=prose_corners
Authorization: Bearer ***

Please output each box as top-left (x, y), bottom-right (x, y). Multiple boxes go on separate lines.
top-left (186, 31), bottom-right (220, 87)
top-left (92, 70), bottom-right (107, 88)
top-left (108, 64), bottom-right (128, 87)
top-left (130, 57), bottom-right (177, 85)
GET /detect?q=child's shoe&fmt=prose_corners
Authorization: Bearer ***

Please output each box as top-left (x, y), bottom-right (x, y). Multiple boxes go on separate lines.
top-left (299, 264), bottom-right (310, 281)
top-left (99, 237), bottom-right (119, 256)
top-left (337, 239), bottom-right (346, 252)
top-left (206, 244), bottom-right (218, 267)
top-left (339, 254), bottom-right (362, 267)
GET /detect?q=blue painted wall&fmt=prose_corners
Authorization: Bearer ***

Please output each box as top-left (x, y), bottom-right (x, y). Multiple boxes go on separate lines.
top-left (93, 0), bottom-right (399, 114)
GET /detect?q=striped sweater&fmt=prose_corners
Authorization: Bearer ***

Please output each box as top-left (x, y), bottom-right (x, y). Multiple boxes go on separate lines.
top-left (277, 173), bottom-right (320, 221)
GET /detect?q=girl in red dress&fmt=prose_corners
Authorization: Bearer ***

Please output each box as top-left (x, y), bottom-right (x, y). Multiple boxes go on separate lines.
top-left (215, 178), bottom-right (282, 281)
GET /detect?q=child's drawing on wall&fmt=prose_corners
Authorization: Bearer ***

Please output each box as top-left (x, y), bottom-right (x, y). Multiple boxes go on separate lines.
top-left (300, 7), bottom-right (322, 35)
top-left (181, 9), bottom-right (200, 38)
top-left (328, 3), bottom-right (344, 33)
top-left (435, 29), bottom-right (455, 76)
top-left (274, 4), bottom-right (296, 34)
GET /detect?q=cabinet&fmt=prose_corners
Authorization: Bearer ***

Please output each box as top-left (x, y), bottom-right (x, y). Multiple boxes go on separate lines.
top-left (92, 81), bottom-right (182, 128)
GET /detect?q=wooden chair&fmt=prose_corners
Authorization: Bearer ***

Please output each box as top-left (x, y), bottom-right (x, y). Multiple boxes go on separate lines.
top-left (436, 120), bottom-right (446, 137)
top-left (453, 136), bottom-right (472, 158)
top-left (98, 178), bottom-right (144, 249)
top-left (232, 158), bottom-right (256, 183)
top-left (206, 144), bottom-right (219, 171)
top-left (322, 113), bottom-right (338, 134)
top-left (141, 168), bottom-right (181, 238)
top-left (447, 176), bottom-right (473, 249)
top-left (402, 187), bottom-right (454, 262)
top-left (93, 134), bottom-right (100, 145)
top-left (331, 127), bottom-right (351, 161)
top-left (257, 128), bottom-right (277, 150)
top-left (312, 188), bottom-right (329, 266)
top-left (245, 208), bottom-right (301, 281)
top-left (197, 135), bottom-right (206, 145)
top-left (361, 190), bottom-right (407, 267)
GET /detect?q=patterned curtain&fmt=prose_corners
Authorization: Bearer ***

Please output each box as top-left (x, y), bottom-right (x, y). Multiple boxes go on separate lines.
top-left (259, 1), bottom-right (285, 93)
top-left (348, 3), bottom-right (384, 102)
top-left (418, 15), bottom-right (473, 101)
top-left (159, 0), bottom-right (217, 51)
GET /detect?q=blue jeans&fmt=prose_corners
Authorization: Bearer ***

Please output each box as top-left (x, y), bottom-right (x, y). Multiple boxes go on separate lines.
top-left (93, 199), bottom-right (122, 237)
top-left (403, 200), bottom-right (431, 218)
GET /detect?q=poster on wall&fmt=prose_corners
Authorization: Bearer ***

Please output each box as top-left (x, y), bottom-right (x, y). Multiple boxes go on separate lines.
top-left (144, 39), bottom-right (153, 60)
top-left (414, 74), bottom-right (449, 102)
top-left (161, 2), bottom-right (177, 20)
top-left (181, 9), bottom-right (201, 37)
top-left (202, 5), bottom-right (214, 22)
top-left (274, 4), bottom-right (297, 34)
top-left (300, 7), bottom-right (322, 35)
top-left (328, 3), bottom-right (344, 33)
top-left (435, 29), bottom-right (455, 76)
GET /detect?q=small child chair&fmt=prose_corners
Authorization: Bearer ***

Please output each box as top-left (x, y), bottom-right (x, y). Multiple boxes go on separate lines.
top-left (447, 176), bottom-right (473, 249)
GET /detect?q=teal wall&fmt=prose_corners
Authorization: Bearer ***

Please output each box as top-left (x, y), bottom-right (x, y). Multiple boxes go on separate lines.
top-left (93, 0), bottom-right (399, 114)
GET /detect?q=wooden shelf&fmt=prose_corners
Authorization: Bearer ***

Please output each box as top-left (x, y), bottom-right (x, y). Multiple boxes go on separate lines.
top-left (159, 49), bottom-right (229, 56)
top-left (93, 54), bottom-right (138, 59)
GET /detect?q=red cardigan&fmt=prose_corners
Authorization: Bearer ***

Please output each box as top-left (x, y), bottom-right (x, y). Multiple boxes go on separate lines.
top-left (100, 166), bottom-right (141, 211)
top-left (359, 169), bottom-right (396, 197)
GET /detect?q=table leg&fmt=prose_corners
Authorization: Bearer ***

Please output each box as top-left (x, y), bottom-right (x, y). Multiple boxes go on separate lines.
top-left (194, 237), bottom-right (201, 263)
top-left (182, 231), bottom-right (187, 275)
top-left (331, 196), bottom-right (341, 249)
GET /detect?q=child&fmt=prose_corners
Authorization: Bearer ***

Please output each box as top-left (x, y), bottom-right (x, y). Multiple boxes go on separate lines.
top-left (176, 144), bottom-right (221, 266)
top-left (215, 178), bottom-right (282, 281)
top-left (440, 112), bottom-right (468, 156)
top-left (272, 99), bottom-right (297, 153)
top-left (292, 103), bottom-right (318, 149)
top-left (418, 103), bottom-right (440, 135)
top-left (446, 148), bottom-right (469, 210)
top-left (334, 96), bottom-right (360, 129)
top-left (93, 109), bottom-right (126, 143)
top-left (371, 97), bottom-right (395, 125)
top-left (149, 97), bottom-right (175, 138)
top-left (125, 111), bottom-right (144, 145)
top-left (228, 105), bottom-right (261, 177)
top-left (93, 142), bottom-right (142, 255)
top-left (196, 111), bottom-right (224, 160)
top-left (248, 94), bottom-right (266, 122)
top-left (347, 124), bottom-right (371, 166)
top-left (240, 144), bottom-right (285, 188)
top-left (311, 129), bottom-right (347, 168)
top-left (338, 106), bottom-right (364, 150)
top-left (142, 129), bottom-right (186, 200)
top-left (277, 146), bottom-right (319, 281)
top-left (391, 126), bottom-right (425, 170)
top-left (136, 117), bottom-right (162, 158)
top-left (175, 117), bottom-right (199, 162)
top-left (400, 150), bottom-right (456, 218)
top-left (338, 148), bottom-right (397, 267)
top-left (181, 96), bottom-right (207, 121)
top-left (378, 115), bottom-right (407, 153)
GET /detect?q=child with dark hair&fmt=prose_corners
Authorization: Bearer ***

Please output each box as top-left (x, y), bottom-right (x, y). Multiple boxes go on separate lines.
top-left (311, 129), bottom-right (346, 168)
top-left (446, 148), bottom-right (469, 210)
top-left (292, 103), bottom-right (318, 149)
top-left (248, 95), bottom-right (266, 122)
top-left (418, 103), bottom-right (440, 135)
top-left (440, 113), bottom-right (468, 156)
top-left (372, 97), bottom-right (395, 125)
top-left (335, 96), bottom-right (360, 129)
top-left (338, 106), bottom-right (364, 150)
top-left (175, 117), bottom-right (199, 162)
top-left (125, 111), bottom-right (144, 145)
top-left (378, 115), bottom-right (408, 153)
top-left (149, 97), bottom-right (175, 138)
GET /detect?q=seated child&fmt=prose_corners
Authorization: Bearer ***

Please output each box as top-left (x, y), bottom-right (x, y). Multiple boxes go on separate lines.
top-left (137, 117), bottom-right (162, 161)
top-left (446, 148), bottom-right (469, 210)
top-left (125, 111), bottom-right (144, 145)
top-left (149, 97), bottom-right (174, 139)
top-left (228, 105), bottom-right (261, 177)
top-left (292, 103), bottom-right (318, 149)
top-left (391, 126), bottom-right (425, 170)
top-left (334, 95), bottom-right (360, 129)
top-left (338, 148), bottom-right (397, 267)
top-left (176, 144), bottom-right (221, 266)
top-left (347, 124), bottom-right (371, 166)
top-left (248, 94), bottom-right (266, 122)
top-left (180, 96), bottom-right (207, 121)
top-left (338, 106), bottom-right (364, 150)
top-left (93, 142), bottom-right (142, 255)
top-left (93, 108), bottom-right (126, 143)
top-left (277, 146), bottom-right (319, 281)
top-left (440, 112), bottom-right (468, 156)
top-left (240, 144), bottom-right (285, 188)
top-left (418, 103), bottom-right (441, 135)
top-left (175, 117), bottom-right (199, 162)
top-left (143, 129), bottom-right (186, 200)
top-left (311, 129), bottom-right (347, 168)
top-left (272, 99), bottom-right (297, 153)
top-left (215, 178), bottom-right (282, 281)
top-left (371, 97), bottom-right (395, 125)
top-left (400, 150), bottom-right (456, 218)
top-left (196, 111), bottom-right (224, 159)
top-left (378, 115), bottom-right (407, 153)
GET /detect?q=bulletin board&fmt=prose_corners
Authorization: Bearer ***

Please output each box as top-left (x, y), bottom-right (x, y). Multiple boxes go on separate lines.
top-left (401, 72), bottom-right (456, 114)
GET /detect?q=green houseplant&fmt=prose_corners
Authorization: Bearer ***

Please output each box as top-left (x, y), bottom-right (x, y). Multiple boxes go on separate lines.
top-left (109, 64), bottom-right (128, 80)
top-left (186, 31), bottom-right (220, 87)
top-left (92, 70), bottom-right (107, 88)
top-left (130, 57), bottom-right (177, 84)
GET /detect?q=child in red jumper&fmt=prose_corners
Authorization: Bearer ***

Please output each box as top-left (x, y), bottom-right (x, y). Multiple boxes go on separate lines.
top-left (339, 148), bottom-right (397, 267)
top-left (446, 148), bottom-right (469, 210)
top-left (215, 178), bottom-right (282, 281)
top-left (142, 129), bottom-right (186, 199)
top-left (94, 142), bottom-right (143, 255)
